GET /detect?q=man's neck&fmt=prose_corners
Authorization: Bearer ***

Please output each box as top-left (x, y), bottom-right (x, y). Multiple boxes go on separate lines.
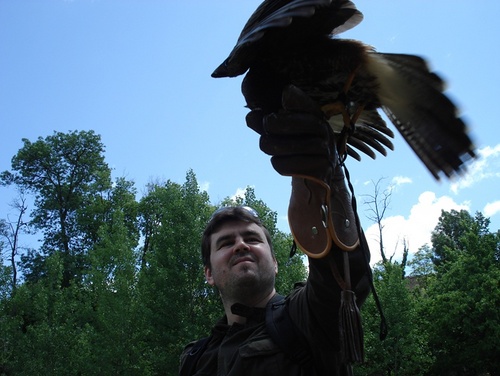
top-left (223, 288), bottom-right (276, 325)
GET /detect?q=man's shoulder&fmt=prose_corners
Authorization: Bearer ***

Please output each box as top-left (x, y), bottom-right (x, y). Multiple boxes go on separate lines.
top-left (179, 336), bottom-right (212, 376)
top-left (180, 340), bottom-right (196, 357)
top-left (292, 281), bottom-right (306, 292)
top-left (179, 340), bottom-right (196, 368)
top-left (266, 284), bottom-right (314, 369)
top-left (285, 281), bottom-right (307, 303)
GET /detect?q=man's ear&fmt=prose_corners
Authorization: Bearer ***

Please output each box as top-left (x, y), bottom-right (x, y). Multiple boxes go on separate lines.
top-left (204, 265), bottom-right (215, 286)
top-left (274, 259), bottom-right (278, 275)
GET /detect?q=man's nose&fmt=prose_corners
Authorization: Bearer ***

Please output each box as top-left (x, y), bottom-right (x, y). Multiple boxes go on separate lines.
top-left (233, 237), bottom-right (250, 252)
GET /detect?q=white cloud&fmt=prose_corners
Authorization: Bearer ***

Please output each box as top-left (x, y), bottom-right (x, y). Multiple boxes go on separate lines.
top-left (484, 200), bottom-right (500, 218)
top-left (450, 144), bottom-right (500, 194)
top-left (391, 175), bottom-right (412, 187)
top-left (365, 191), bottom-right (470, 265)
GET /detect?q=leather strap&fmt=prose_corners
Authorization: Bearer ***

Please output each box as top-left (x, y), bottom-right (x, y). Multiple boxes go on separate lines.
top-left (288, 176), bottom-right (332, 258)
top-left (288, 170), bottom-right (359, 258)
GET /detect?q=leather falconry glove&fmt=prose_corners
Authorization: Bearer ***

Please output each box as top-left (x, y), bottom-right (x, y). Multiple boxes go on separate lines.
top-left (246, 85), bottom-right (359, 258)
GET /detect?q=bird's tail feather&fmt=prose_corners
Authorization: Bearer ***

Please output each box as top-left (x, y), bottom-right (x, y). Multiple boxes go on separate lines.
top-left (366, 52), bottom-right (475, 179)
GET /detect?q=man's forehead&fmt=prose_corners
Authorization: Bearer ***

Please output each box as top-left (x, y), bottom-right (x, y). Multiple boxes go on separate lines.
top-left (211, 221), bottom-right (265, 242)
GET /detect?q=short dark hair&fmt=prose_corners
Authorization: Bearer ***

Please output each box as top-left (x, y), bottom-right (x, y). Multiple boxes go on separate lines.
top-left (201, 206), bottom-right (274, 267)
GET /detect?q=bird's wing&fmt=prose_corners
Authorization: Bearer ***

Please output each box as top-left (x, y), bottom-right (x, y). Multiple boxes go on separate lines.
top-left (366, 53), bottom-right (476, 179)
top-left (212, 0), bottom-right (363, 78)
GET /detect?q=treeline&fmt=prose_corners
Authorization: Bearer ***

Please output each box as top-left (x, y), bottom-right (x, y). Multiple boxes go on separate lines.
top-left (359, 208), bottom-right (499, 375)
top-left (0, 130), bottom-right (498, 375)
top-left (0, 130), bottom-right (306, 375)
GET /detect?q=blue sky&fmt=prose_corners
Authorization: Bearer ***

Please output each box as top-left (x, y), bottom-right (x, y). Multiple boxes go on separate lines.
top-left (1, 1), bottom-right (499, 264)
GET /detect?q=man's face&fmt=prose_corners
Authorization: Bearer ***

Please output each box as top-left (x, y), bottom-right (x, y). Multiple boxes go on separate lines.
top-left (204, 220), bottom-right (277, 299)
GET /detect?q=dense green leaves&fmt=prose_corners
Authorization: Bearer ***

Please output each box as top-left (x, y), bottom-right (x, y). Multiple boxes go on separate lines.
top-left (0, 131), bottom-right (307, 374)
top-left (355, 209), bottom-right (499, 376)
top-left (2, 130), bottom-right (115, 288)
top-left (356, 263), bottom-right (433, 376)
top-left (424, 210), bottom-right (500, 375)
top-left (1, 131), bottom-right (498, 375)
top-left (134, 172), bottom-right (218, 373)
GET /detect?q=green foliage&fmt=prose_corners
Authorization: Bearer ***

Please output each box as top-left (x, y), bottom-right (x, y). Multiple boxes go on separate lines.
top-left (0, 264), bottom-right (12, 300)
top-left (2, 130), bottom-right (115, 288)
top-left (2, 253), bottom-right (96, 375)
top-left (423, 210), bottom-right (500, 375)
top-left (355, 262), bottom-right (433, 376)
top-left (7, 130), bottom-right (111, 251)
top-left (1, 131), bottom-right (499, 375)
top-left (355, 209), bottom-right (499, 376)
top-left (431, 210), bottom-right (490, 269)
top-left (135, 170), bottom-right (219, 373)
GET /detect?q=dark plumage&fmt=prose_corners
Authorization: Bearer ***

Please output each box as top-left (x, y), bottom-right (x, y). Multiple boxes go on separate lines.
top-left (212, 0), bottom-right (476, 180)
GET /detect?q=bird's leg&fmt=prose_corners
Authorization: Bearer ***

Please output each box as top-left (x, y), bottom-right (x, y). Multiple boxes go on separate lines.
top-left (336, 103), bottom-right (365, 158)
top-left (350, 103), bottom-right (364, 125)
top-left (321, 66), bottom-right (360, 117)
top-left (321, 66), bottom-right (363, 158)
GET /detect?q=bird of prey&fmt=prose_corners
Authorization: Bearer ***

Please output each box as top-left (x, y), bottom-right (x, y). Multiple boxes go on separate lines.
top-left (212, 0), bottom-right (476, 180)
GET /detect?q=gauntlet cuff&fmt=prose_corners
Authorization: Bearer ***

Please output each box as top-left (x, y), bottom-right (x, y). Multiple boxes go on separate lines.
top-left (288, 164), bottom-right (359, 258)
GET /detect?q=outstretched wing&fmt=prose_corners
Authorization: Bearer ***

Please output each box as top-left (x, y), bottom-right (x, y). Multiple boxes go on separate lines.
top-left (212, 0), bottom-right (362, 78)
top-left (365, 52), bottom-right (476, 179)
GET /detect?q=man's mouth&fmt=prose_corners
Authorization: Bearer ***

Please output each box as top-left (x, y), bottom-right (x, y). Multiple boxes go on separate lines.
top-left (232, 256), bottom-right (255, 266)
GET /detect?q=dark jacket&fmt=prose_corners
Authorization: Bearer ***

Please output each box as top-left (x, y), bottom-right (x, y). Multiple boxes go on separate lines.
top-left (179, 248), bottom-right (370, 376)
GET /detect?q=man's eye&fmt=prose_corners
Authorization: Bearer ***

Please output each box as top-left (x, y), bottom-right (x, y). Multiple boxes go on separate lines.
top-left (246, 237), bottom-right (261, 244)
top-left (217, 241), bottom-right (232, 250)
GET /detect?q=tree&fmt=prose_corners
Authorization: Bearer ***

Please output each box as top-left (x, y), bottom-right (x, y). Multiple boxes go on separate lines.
top-left (1, 211), bottom-right (142, 375)
top-left (407, 244), bottom-right (436, 292)
top-left (363, 178), bottom-right (393, 264)
top-left (424, 210), bottom-right (500, 375)
top-left (1, 130), bottom-right (143, 375)
top-left (408, 245), bottom-right (435, 278)
top-left (0, 133), bottom-right (307, 375)
top-left (136, 170), bottom-right (217, 373)
top-left (2, 130), bottom-right (112, 287)
top-left (84, 208), bottom-right (144, 374)
top-left (136, 176), bottom-right (308, 374)
top-left (356, 179), bottom-right (437, 375)
top-left (356, 261), bottom-right (433, 376)
top-left (0, 191), bottom-right (30, 290)
top-left (1, 252), bottom-right (98, 375)
top-left (430, 209), bottom-right (490, 269)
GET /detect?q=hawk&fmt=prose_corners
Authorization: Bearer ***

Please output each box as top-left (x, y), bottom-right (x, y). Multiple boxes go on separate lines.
top-left (212, 0), bottom-right (476, 180)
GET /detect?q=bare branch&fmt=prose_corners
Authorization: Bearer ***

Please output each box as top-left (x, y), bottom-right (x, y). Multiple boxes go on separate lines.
top-left (0, 190), bottom-right (30, 290)
top-left (362, 177), bottom-right (393, 263)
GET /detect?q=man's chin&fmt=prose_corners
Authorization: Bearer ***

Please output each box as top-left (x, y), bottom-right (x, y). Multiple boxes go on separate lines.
top-left (232, 265), bottom-right (260, 282)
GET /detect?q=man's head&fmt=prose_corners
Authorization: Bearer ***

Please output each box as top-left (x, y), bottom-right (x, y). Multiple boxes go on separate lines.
top-left (201, 206), bottom-right (274, 268)
top-left (202, 206), bottom-right (277, 302)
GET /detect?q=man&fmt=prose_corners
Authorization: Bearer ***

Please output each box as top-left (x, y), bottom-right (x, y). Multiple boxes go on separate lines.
top-left (179, 86), bottom-right (372, 375)
top-left (203, 206), bottom-right (278, 323)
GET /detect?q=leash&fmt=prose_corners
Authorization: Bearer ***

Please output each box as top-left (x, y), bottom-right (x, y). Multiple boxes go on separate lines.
top-left (342, 162), bottom-right (388, 341)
